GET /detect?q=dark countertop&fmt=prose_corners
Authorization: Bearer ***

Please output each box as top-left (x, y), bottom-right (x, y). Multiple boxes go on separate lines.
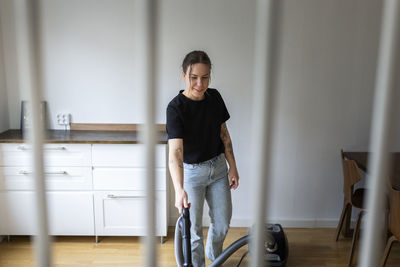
top-left (0, 129), bottom-right (168, 144)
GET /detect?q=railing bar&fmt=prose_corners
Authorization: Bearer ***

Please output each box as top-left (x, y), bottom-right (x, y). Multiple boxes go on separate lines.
top-left (250, 1), bottom-right (280, 267)
top-left (136, 0), bottom-right (158, 266)
top-left (359, 0), bottom-right (400, 266)
top-left (27, 0), bottom-right (52, 266)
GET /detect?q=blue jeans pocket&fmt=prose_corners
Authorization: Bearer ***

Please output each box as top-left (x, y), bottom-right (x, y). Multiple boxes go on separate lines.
top-left (213, 155), bottom-right (228, 180)
top-left (184, 164), bottom-right (206, 186)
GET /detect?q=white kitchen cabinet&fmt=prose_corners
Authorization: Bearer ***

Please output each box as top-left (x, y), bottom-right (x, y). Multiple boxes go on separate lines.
top-left (0, 142), bottom-right (168, 239)
top-left (0, 191), bottom-right (94, 235)
top-left (0, 143), bottom-right (94, 236)
top-left (94, 191), bottom-right (167, 236)
top-left (47, 192), bottom-right (95, 235)
top-left (92, 144), bottom-right (168, 239)
top-left (0, 191), bottom-right (36, 235)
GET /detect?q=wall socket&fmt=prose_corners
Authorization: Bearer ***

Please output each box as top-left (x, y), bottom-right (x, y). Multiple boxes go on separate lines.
top-left (56, 113), bottom-right (71, 126)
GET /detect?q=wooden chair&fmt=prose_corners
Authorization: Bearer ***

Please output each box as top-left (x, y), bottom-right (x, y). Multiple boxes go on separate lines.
top-left (335, 149), bottom-right (366, 267)
top-left (379, 186), bottom-right (400, 267)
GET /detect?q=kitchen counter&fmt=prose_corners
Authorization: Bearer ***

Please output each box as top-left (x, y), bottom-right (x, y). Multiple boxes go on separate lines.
top-left (0, 129), bottom-right (168, 144)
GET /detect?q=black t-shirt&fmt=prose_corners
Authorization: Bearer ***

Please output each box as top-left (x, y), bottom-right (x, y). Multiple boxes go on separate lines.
top-left (166, 88), bottom-right (230, 164)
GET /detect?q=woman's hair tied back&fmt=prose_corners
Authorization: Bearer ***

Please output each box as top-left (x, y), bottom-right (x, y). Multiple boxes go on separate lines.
top-left (182, 50), bottom-right (212, 74)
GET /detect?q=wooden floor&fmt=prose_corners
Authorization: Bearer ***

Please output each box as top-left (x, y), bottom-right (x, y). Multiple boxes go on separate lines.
top-left (0, 227), bottom-right (399, 266)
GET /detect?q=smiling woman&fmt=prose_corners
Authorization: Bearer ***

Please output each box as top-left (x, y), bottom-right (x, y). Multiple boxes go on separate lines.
top-left (166, 50), bottom-right (239, 267)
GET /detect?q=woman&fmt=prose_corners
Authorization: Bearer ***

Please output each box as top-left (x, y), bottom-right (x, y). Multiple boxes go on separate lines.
top-left (166, 50), bottom-right (239, 267)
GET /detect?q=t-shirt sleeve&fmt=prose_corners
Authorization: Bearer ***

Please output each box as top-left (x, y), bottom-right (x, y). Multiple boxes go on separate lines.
top-left (216, 90), bottom-right (230, 124)
top-left (166, 104), bottom-right (184, 139)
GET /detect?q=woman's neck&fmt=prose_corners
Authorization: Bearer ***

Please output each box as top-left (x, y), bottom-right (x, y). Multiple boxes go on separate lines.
top-left (182, 89), bottom-right (205, 101)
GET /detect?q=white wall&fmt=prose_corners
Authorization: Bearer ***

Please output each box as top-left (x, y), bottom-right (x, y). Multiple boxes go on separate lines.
top-left (0, 1), bottom-right (10, 132)
top-left (1, 0), bottom-right (394, 227)
top-left (39, 0), bottom-right (142, 127)
top-left (0, 0), bottom-right (38, 131)
top-left (268, 0), bottom-right (383, 227)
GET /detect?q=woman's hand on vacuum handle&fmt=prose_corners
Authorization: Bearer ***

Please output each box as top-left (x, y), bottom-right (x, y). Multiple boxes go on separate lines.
top-left (175, 187), bottom-right (190, 214)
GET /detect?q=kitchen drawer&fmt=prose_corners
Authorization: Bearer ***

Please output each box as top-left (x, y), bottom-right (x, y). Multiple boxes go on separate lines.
top-left (0, 143), bottom-right (92, 167)
top-left (0, 167), bottom-right (92, 191)
top-left (92, 144), bottom-right (166, 167)
top-left (92, 167), bottom-right (166, 191)
top-left (94, 191), bottom-right (167, 236)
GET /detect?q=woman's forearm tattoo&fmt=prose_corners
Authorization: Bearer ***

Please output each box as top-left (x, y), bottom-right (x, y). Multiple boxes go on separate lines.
top-left (226, 141), bottom-right (235, 161)
top-left (221, 124), bottom-right (229, 142)
top-left (175, 147), bottom-right (183, 168)
top-left (169, 147), bottom-right (183, 168)
top-left (221, 124), bottom-right (236, 161)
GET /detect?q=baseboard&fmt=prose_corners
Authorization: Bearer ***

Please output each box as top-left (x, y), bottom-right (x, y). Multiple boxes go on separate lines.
top-left (169, 216), bottom-right (356, 228)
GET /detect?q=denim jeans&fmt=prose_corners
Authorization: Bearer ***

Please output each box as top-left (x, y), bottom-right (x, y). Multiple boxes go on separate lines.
top-left (183, 153), bottom-right (232, 267)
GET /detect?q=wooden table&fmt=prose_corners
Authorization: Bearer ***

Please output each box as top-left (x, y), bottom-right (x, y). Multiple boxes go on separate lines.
top-left (340, 151), bottom-right (400, 237)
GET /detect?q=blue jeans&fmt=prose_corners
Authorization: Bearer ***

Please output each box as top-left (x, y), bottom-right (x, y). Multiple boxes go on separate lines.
top-left (183, 153), bottom-right (232, 267)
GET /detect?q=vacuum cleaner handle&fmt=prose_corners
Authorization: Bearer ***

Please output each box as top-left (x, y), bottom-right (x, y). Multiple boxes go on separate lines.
top-left (181, 207), bottom-right (193, 267)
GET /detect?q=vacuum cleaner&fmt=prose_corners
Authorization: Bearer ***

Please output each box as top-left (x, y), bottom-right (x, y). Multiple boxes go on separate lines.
top-left (175, 208), bottom-right (289, 267)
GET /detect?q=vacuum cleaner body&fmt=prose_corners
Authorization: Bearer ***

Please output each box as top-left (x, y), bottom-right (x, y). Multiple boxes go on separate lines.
top-left (263, 224), bottom-right (289, 266)
top-left (175, 208), bottom-right (289, 267)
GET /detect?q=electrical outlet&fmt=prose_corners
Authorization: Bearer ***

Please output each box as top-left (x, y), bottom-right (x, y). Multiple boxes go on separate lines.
top-left (57, 113), bottom-right (71, 126)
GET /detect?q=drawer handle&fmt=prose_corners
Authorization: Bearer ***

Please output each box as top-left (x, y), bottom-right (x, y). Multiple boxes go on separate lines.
top-left (45, 147), bottom-right (67, 151)
top-left (17, 145), bottom-right (30, 151)
top-left (19, 170), bottom-right (68, 175)
top-left (17, 145), bottom-right (67, 151)
top-left (107, 194), bottom-right (145, 199)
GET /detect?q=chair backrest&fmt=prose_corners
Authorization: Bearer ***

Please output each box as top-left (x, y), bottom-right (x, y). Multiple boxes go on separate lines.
top-left (340, 149), bottom-right (362, 202)
top-left (389, 186), bottom-right (400, 239)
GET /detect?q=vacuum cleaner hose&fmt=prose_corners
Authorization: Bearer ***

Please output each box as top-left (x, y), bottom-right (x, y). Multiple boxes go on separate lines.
top-left (208, 235), bottom-right (249, 267)
top-left (176, 220), bottom-right (249, 267)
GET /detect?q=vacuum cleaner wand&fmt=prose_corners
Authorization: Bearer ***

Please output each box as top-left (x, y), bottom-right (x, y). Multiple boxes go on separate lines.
top-left (181, 208), bottom-right (192, 267)
top-left (175, 207), bottom-right (193, 267)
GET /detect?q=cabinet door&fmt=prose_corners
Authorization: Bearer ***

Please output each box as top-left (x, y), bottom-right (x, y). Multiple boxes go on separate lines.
top-left (0, 192), bottom-right (94, 235)
top-left (94, 191), bottom-right (166, 236)
top-left (47, 192), bottom-right (95, 235)
top-left (0, 192), bottom-right (36, 235)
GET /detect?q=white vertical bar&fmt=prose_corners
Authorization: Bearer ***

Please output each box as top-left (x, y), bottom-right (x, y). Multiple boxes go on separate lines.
top-left (359, 0), bottom-right (400, 266)
top-left (26, 0), bottom-right (52, 266)
top-left (250, 0), bottom-right (280, 267)
top-left (136, 0), bottom-right (158, 266)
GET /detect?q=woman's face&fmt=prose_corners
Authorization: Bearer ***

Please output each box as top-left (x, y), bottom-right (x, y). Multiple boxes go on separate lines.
top-left (182, 63), bottom-right (210, 100)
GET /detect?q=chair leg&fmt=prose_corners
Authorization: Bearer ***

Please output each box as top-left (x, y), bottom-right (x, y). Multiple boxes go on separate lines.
top-left (384, 209), bottom-right (390, 241)
top-left (348, 211), bottom-right (363, 267)
top-left (379, 235), bottom-right (397, 267)
top-left (335, 203), bottom-right (349, 241)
